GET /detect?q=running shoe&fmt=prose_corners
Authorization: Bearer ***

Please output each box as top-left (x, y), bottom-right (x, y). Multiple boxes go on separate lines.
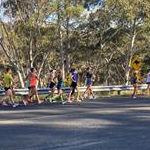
top-left (38, 100), bottom-right (44, 105)
top-left (12, 103), bottom-right (19, 108)
top-left (76, 99), bottom-right (82, 103)
top-left (2, 101), bottom-right (8, 106)
top-left (62, 101), bottom-right (66, 105)
top-left (49, 98), bottom-right (52, 103)
top-left (80, 96), bottom-right (84, 101)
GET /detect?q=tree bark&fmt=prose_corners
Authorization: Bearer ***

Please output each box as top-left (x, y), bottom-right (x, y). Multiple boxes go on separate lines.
top-left (0, 39), bottom-right (25, 87)
top-left (29, 31), bottom-right (33, 68)
top-left (37, 54), bottom-right (48, 86)
top-left (125, 33), bottom-right (136, 85)
top-left (16, 69), bottom-right (25, 87)
top-left (57, 2), bottom-right (65, 80)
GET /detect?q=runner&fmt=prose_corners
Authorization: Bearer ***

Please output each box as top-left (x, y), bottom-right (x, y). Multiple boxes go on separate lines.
top-left (146, 71), bottom-right (150, 95)
top-left (83, 67), bottom-right (95, 99)
top-left (0, 68), bottom-right (19, 107)
top-left (67, 68), bottom-right (81, 103)
top-left (132, 71), bottom-right (139, 99)
top-left (23, 68), bottom-right (43, 105)
top-left (56, 69), bottom-right (63, 98)
top-left (50, 69), bottom-right (65, 104)
top-left (45, 69), bottom-right (56, 102)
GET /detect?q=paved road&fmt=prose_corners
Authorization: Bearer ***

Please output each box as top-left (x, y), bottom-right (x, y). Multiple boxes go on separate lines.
top-left (0, 97), bottom-right (150, 150)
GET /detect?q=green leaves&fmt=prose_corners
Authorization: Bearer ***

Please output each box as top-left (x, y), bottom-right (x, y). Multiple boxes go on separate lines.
top-left (1, 0), bottom-right (150, 85)
top-left (65, 5), bottom-right (84, 17)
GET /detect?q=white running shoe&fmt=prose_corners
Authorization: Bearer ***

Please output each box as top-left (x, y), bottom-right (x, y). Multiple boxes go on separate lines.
top-left (62, 101), bottom-right (66, 105)
top-left (13, 103), bottom-right (19, 108)
top-left (49, 98), bottom-right (52, 103)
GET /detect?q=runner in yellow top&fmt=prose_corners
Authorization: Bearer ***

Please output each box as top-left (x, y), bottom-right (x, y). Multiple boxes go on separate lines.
top-left (1, 68), bottom-right (19, 107)
top-left (4, 73), bottom-right (13, 89)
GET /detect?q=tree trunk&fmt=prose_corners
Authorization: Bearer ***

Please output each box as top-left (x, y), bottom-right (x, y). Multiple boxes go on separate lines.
top-left (0, 39), bottom-right (25, 87)
top-left (66, 54), bottom-right (70, 73)
top-left (29, 31), bottom-right (33, 68)
top-left (65, 2), bottom-right (70, 74)
top-left (60, 32), bottom-right (65, 80)
top-left (37, 54), bottom-right (48, 86)
top-left (125, 33), bottom-right (136, 85)
top-left (57, 2), bottom-right (65, 80)
top-left (16, 69), bottom-right (25, 88)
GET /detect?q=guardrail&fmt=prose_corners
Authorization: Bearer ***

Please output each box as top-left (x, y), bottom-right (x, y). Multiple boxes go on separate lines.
top-left (0, 84), bottom-right (147, 96)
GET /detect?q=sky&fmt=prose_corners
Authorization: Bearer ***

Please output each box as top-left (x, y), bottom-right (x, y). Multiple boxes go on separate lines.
top-left (0, 0), bottom-right (103, 22)
top-left (87, 0), bottom-right (103, 11)
top-left (0, 0), bottom-right (3, 19)
top-left (0, 0), bottom-right (9, 22)
top-left (83, 0), bottom-right (103, 19)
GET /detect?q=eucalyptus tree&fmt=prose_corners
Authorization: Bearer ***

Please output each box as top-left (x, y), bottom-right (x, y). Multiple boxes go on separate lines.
top-left (106, 0), bottom-right (150, 84)
top-left (0, 0), bottom-right (57, 87)
top-left (1, 0), bottom-right (150, 86)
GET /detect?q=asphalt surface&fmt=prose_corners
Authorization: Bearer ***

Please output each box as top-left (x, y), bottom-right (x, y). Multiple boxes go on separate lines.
top-left (1, 97), bottom-right (150, 150)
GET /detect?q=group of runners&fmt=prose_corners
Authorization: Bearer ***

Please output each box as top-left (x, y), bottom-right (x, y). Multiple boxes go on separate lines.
top-left (2, 66), bottom-right (150, 107)
top-left (0, 67), bottom-right (95, 107)
top-left (132, 71), bottom-right (150, 98)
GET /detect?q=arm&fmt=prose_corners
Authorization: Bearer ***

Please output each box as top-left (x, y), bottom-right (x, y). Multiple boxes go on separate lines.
top-left (25, 73), bottom-right (30, 81)
top-left (34, 73), bottom-right (38, 79)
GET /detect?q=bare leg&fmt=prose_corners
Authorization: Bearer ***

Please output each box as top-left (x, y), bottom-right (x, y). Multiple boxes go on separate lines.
top-left (1, 89), bottom-right (17, 106)
top-left (76, 87), bottom-right (82, 102)
top-left (1, 95), bottom-right (9, 105)
top-left (89, 86), bottom-right (95, 98)
top-left (57, 89), bottom-right (64, 102)
top-left (149, 88), bottom-right (150, 96)
top-left (27, 87), bottom-right (42, 104)
top-left (68, 87), bottom-right (73, 102)
top-left (34, 88), bottom-right (43, 104)
top-left (9, 93), bottom-right (15, 104)
top-left (83, 86), bottom-right (90, 98)
top-left (132, 87), bottom-right (137, 98)
top-left (51, 87), bottom-right (56, 99)
top-left (7, 89), bottom-right (15, 104)
top-left (146, 85), bottom-right (150, 95)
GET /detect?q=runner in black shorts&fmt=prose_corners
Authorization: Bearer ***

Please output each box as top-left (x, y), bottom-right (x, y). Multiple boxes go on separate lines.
top-left (45, 70), bottom-right (56, 101)
top-left (67, 68), bottom-right (80, 102)
top-left (50, 69), bottom-right (66, 104)
top-left (83, 67), bottom-right (95, 99)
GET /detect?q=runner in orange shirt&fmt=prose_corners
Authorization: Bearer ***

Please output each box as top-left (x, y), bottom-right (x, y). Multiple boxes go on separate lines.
top-left (23, 68), bottom-right (43, 105)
